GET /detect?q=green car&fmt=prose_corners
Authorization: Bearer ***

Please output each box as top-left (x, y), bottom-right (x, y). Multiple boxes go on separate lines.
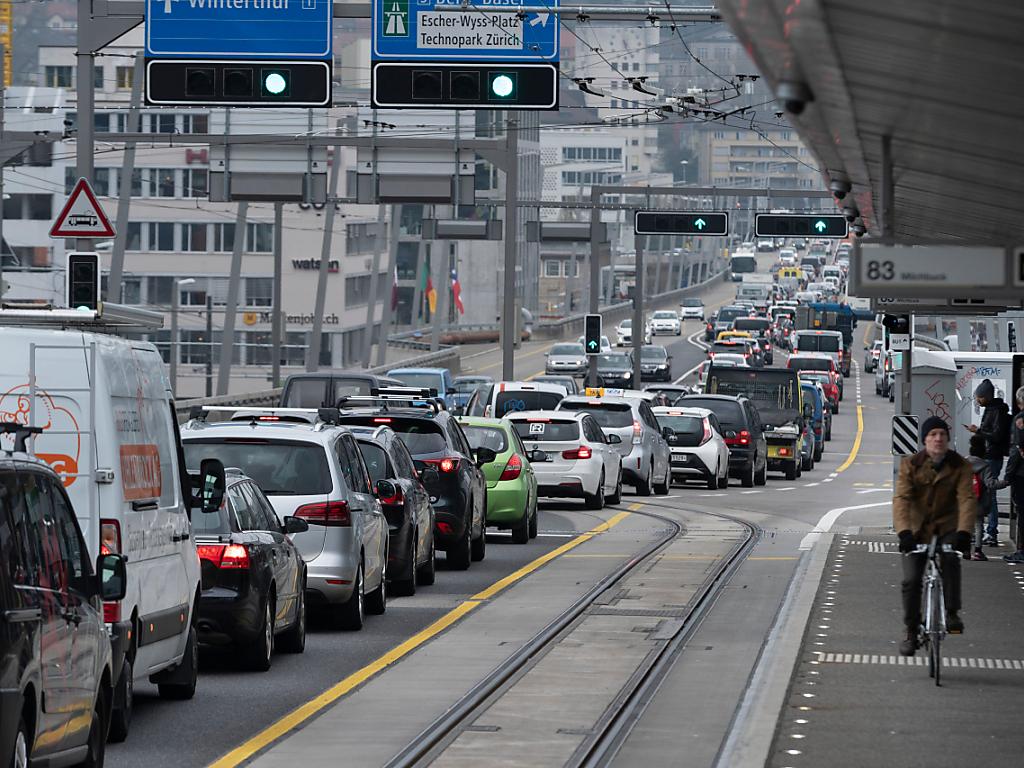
top-left (458, 416), bottom-right (539, 544)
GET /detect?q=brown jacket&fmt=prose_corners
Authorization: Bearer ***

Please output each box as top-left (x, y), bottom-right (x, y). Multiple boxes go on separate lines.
top-left (892, 450), bottom-right (975, 541)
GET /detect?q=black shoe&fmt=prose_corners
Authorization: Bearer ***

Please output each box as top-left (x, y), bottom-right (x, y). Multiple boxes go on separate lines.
top-left (947, 611), bottom-right (964, 633)
top-left (899, 628), bottom-right (918, 656)
top-left (1003, 550), bottom-right (1024, 563)
top-left (982, 535), bottom-right (999, 547)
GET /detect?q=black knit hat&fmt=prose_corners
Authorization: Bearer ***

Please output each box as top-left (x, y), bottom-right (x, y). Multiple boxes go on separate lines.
top-left (975, 379), bottom-right (995, 399)
top-left (920, 415), bottom-right (950, 440)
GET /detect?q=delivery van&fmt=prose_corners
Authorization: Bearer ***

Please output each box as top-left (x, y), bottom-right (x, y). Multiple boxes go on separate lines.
top-left (0, 305), bottom-right (226, 741)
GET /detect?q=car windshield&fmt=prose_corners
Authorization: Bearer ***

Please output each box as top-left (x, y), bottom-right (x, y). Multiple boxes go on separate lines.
top-left (790, 357), bottom-right (833, 372)
top-left (653, 311), bottom-right (676, 319)
top-left (377, 419), bottom-right (448, 456)
top-left (641, 347), bottom-right (667, 361)
top-left (452, 378), bottom-right (490, 394)
top-left (461, 425), bottom-right (509, 454)
top-left (390, 372), bottom-right (444, 390)
top-left (511, 419), bottom-right (580, 442)
top-left (717, 307), bottom-right (747, 322)
top-left (183, 440), bottom-right (332, 495)
top-left (796, 335), bottom-right (841, 353)
top-left (494, 390), bottom-right (564, 416)
top-left (559, 402), bottom-right (633, 428)
top-left (551, 343), bottom-right (584, 355)
top-left (733, 318), bottom-right (771, 333)
top-left (681, 299), bottom-right (702, 307)
top-left (679, 398), bottom-right (743, 430)
top-left (619, 319), bottom-right (632, 328)
top-left (282, 378), bottom-right (327, 407)
top-left (597, 354), bottom-right (632, 371)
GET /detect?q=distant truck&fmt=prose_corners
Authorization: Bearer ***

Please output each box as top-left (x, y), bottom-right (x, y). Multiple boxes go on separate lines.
top-left (794, 302), bottom-right (857, 377)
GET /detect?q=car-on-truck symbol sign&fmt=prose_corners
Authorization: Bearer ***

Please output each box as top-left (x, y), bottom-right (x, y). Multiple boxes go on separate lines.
top-left (68, 213), bottom-right (98, 227)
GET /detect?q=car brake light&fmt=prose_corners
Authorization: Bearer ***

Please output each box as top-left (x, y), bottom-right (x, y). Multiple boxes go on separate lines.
top-left (500, 454), bottom-right (523, 481)
top-left (295, 500), bottom-right (352, 527)
top-left (725, 429), bottom-right (751, 447)
top-left (373, 417), bottom-right (392, 423)
top-left (101, 518), bottom-right (122, 622)
top-left (633, 420), bottom-right (642, 445)
top-left (258, 415), bottom-right (280, 421)
top-left (564, 445), bottom-right (593, 460)
top-left (779, 447), bottom-right (792, 457)
top-left (196, 543), bottom-right (251, 569)
top-left (700, 420), bottom-right (713, 445)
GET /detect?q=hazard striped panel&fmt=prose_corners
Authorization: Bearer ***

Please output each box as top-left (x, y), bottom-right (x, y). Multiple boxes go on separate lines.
top-left (892, 415), bottom-right (919, 455)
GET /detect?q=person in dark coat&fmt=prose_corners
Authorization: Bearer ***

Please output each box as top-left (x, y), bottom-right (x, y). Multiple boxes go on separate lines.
top-left (966, 379), bottom-right (1010, 544)
top-left (893, 416), bottom-right (974, 656)
top-left (1002, 386), bottom-right (1024, 563)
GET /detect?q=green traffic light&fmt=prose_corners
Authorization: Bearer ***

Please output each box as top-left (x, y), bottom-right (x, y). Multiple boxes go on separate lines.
top-left (488, 72), bottom-right (517, 101)
top-left (694, 217), bottom-right (706, 230)
top-left (814, 220), bottom-right (826, 232)
top-left (261, 68), bottom-right (290, 97)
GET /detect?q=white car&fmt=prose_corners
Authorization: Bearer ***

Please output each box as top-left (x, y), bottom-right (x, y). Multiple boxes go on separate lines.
top-left (697, 353), bottom-right (748, 387)
top-left (778, 247), bottom-right (797, 265)
top-left (612, 320), bottom-right (648, 347)
top-left (649, 310), bottom-right (682, 336)
top-left (507, 411), bottom-right (623, 509)
top-left (578, 333), bottom-right (613, 352)
top-left (679, 298), bottom-right (705, 320)
top-left (654, 406), bottom-right (731, 490)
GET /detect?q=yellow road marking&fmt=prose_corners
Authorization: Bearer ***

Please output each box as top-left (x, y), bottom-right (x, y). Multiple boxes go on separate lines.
top-left (208, 506), bottom-right (634, 768)
top-left (835, 405), bottom-right (864, 473)
top-left (474, 340), bottom-right (558, 374)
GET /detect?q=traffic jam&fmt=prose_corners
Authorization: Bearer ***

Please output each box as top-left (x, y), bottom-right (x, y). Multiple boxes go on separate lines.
top-left (0, 238), bottom-right (861, 767)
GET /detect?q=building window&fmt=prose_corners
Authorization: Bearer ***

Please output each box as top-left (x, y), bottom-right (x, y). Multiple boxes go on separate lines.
top-left (396, 242), bottom-right (419, 279)
top-left (544, 260), bottom-right (560, 278)
top-left (183, 168), bottom-right (208, 197)
top-left (245, 277), bottom-right (273, 307)
top-left (180, 330), bottom-right (211, 364)
top-left (125, 223), bottom-right (142, 251)
top-left (344, 274), bottom-right (388, 307)
top-left (146, 113), bottom-right (176, 133)
top-left (122, 277), bottom-right (142, 305)
top-left (117, 168), bottom-right (142, 197)
top-left (147, 168), bottom-right (176, 197)
top-left (116, 66), bottom-right (134, 90)
top-left (148, 222), bottom-right (175, 251)
top-left (183, 223), bottom-right (208, 252)
top-left (180, 282), bottom-right (209, 306)
top-left (246, 223), bottom-right (273, 253)
top-left (146, 276), bottom-right (173, 305)
top-left (92, 168), bottom-right (112, 196)
top-left (181, 114), bottom-right (209, 134)
top-left (214, 223), bottom-right (235, 252)
top-left (94, 66), bottom-right (104, 89)
top-left (44, 66), bottom-right (72, 88)
top-left (285, 332), bottom-right (307, 366)
top-left (26, 195), bottom-right (52, 220)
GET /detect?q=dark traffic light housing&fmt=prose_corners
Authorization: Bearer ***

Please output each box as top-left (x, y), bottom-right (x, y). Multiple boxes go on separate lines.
top-left (66, 252), bottom-right (100, 310)
top-left (146, 59), bottom-right (331, 106)
top-left (584, 314), bottom-right (602, 355)
top-left (634, 211), bottom-right (729, 236)
top-left (372, 62), bottom-right (557, 109)
top-left (881, 314), bottom-right (910, 335)
top-left (755, 213), bottom-right (848, 238)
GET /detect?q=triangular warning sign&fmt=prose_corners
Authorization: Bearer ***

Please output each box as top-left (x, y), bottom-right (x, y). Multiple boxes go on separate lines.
top-left (49, 178), bottom-right (116, 239)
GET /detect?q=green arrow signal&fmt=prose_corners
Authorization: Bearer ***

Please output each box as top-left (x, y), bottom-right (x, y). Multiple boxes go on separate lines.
top-left (588, 340), bottom-right (598, 350)
top-left (814, 219), bottom-right (827, 233)
top-left (694, 217), bottom-right (706, 231)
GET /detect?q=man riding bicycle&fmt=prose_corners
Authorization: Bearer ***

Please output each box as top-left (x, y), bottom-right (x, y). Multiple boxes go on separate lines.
top-left (893, 416), bottom-right (975, 656)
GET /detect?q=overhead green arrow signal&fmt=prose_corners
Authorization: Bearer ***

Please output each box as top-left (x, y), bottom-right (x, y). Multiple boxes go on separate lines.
top-left (588, 340), bottom-right (598, 350)
top-left (694, 217), bottom-right (706, 231)
top-left (814, 219), bottom-right (827, 233)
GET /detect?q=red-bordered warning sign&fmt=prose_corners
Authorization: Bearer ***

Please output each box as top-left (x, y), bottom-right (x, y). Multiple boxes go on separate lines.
top-left (49, 178), bottom-right (115, 239)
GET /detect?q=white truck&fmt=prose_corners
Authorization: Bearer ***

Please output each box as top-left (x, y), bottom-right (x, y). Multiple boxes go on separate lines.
top-left (0, 304), bottom-right (226, 741)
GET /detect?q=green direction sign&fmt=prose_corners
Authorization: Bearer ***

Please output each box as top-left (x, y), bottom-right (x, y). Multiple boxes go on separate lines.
top-left (755, 213), bottom-right (848, 238)
top-left (634, 210), bottom-right (729, 236)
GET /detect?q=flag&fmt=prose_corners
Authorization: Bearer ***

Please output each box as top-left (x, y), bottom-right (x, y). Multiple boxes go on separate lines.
top-left (426, 276), bottom-right (437, 315)
top-left (418, 257), bottom-right (429, 319)
top-left (391, 266), bottom-right (398, 311)
top-left (451, 269), bottom-right (464, 315)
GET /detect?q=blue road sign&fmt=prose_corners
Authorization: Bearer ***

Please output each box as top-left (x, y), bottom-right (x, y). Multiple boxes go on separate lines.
top-left (146, 0), bottom-right (332, 59)
top-left (372, 0), bottom-right (559, 62)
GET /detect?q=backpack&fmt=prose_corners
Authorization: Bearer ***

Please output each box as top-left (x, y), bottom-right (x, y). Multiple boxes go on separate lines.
top-left (972, 472), bottom-right (983, 500)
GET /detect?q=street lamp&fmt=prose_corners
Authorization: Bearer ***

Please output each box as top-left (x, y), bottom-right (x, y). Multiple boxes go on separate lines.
top-left (170, 277), bottom-right (195, 397)
top-left (679, 159), bottom-right (689, 185)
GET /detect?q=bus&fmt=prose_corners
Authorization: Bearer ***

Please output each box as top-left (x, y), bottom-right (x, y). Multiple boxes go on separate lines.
top-left (730, 253), bottom-right (757, 281)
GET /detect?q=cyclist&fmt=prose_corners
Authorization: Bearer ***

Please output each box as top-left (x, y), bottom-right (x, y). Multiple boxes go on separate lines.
top-left (893, 416), bottom-right (975, 656)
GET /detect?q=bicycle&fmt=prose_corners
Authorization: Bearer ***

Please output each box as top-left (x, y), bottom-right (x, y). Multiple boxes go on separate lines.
top-left (909, 536), bottom-right (961, 685)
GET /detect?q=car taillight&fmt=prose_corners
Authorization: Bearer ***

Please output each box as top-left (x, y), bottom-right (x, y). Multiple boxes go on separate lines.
top-left (295, 500), bottom-right (352, 527)
top-left (700, 420), bottom-right (713, 445)
top-left (725, 429), bottom-right (751, 447)
top-left (500, 454), bottom-right (523, 481)
top-left (424, 457), bottom-right (460, 473)
top-left (562, 446), bottom-right (593, 460)
top-left (101, 519), bottom-right (122, 622)
top-left (779, 447), bottom-right (792, 457)
top-left (197, 543), bottom-right (250, 569)
top-left (633, 420), bottom-right (642, 445)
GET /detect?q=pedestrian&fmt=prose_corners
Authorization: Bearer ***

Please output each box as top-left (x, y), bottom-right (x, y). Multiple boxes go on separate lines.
top-left (893, 416), bottom-right (974, 656)
top-left (965, 378), bottom-right (1011, 545)
top-left (966, 433), bottom-right (1001, 561)
top-left (1001, 388), bottom-right (1024, 563)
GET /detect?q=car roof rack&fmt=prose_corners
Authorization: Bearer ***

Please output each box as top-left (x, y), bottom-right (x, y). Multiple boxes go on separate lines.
top-left (189, 406), bottom-right (343, 427)
top-left (336, 386), bottom-right (444, 414)
top-left (0, 422), bottom-right (44, 455)
top-left (0, 301), bottom-right (164, 331)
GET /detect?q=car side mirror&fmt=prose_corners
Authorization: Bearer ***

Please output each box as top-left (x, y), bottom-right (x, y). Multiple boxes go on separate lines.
top-left (97, 553), bottom-right (127, 601)
top-left (474, 447), bottom-right (498, 466)
top-left (193, 458), bottom-right (226, 516)
top-left (283, 515), bottom-right (309, 535)
top-left (528, 448), bottom-right (549, 463)
top-left (607, 433), bottom-right (622, 444)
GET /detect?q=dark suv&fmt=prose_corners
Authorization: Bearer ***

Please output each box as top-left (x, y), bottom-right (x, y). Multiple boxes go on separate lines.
top-left (334, 393), bottom-right (490, 571)
top-left (677, 394), bottom-right (768, 487)
top-left (1, 443), bottom-right (126, 768)
top-left (280, 372), bottom-right (404, 408)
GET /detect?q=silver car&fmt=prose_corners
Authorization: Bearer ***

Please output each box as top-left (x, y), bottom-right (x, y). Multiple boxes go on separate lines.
top-left (545, 342), bottom-right (588, 376)
top-left (556, 394), bottom-right (671, 496)
top-left (506, 411), bottom-right (623, 509)
top-left (182, 415), bottom-right (389, 631)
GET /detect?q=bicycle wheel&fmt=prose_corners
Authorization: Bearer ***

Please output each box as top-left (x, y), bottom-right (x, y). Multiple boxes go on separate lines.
top-left (931, 630), bottom-right (941, 685)
top-left (931, 576), bottom-right (944, 685)
top-left (923, 576), bottom-right (936, 679)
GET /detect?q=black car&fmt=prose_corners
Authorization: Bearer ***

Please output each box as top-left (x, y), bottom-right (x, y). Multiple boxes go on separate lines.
top-left (1, 449), bottom-right (126, 768)
top-left (334, 394), bottom-right (490, 571)
top-left (595, 352), bottom-right (635, 388)
top-left (280, 371), bottom-right (405, 408)
top-left (731, 317), bottom-right (775, 364)
top-left (351, 425), bottom-right (436, 595)
top-left (639, 345), bottom-right (673, 382)
top-left (193, 470), bottom-right (308, 670)
top-left (677, 394), bottom-right (768, 487)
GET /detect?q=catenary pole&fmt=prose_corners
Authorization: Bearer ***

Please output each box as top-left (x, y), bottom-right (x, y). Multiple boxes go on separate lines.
top-left (306, 142), bottom-right (342, 371)
top-left (107, 50), bottom-right (143, 298)
top-left (501, 118), bottom-right (518, 380)
top-left (216, 201), bottom-right (248, 395)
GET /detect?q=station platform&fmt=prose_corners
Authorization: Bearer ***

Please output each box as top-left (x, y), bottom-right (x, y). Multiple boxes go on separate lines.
top-left (767, 529), bottom-right (1024, 767)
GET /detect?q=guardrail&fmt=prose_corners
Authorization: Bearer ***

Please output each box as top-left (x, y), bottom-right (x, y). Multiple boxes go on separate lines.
top-left (174, 345), bottom-right (460, 421)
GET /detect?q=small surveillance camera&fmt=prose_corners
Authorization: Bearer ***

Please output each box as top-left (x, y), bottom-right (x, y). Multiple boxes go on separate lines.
top-left (776, 81), bottom-right (814, 116)
top-left (829, 178), bottom-right (852, 200)
top-left (842, 206), bottom-right (859, 223)
top-left (852, 223), bottom-right (866, 237)
top-left (774, 110), bottom-right (784, 119)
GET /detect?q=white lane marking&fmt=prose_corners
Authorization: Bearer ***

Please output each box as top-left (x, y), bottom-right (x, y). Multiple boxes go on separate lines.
top-left (805, 482), bottom-right (820, 487)
top-left (798, 501), bottom-right (891, 550)
top-left (700, 492), bottom-right (727, 497)
top-left (741, 490), bottom-right (762, 494)
top-left (775, 486), bottom-right (797, 491)
top-left (674, 329), bottom-right (710, 384)
top-left (856, 488), bottom-right (890, 495)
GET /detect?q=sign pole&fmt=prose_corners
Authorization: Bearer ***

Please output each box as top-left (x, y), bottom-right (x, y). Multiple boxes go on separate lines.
top-left (633, 235), bottom-right (645, 388)
top-left (501, 118), bottom-right (518, 381)
top-left (108, 51), bottom-right (144, 300)
top-left (588, 186), bottom-right (602, 389)
top-left (306, 142), bottom-right (342, 372)
top-left (217, 201), bottom-right (248, 396)
top-left (271, 202), bottom-right (283, 387)
top-left (75, 0), bottom-right (95, 255)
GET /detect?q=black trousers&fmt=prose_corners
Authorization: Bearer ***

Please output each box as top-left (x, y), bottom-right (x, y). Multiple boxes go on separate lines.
top-left (901, 532), bottom-right (962, 629)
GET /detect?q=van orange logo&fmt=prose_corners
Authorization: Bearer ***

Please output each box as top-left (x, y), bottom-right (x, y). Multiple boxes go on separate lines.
top-left (119, 444), bottom-right (162, 501)
top-left (0, 384), bottom-right (81, 487)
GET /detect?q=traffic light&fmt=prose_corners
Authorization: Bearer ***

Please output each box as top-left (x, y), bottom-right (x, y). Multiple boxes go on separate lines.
top-left (881, 314), bottom-right (910, 335)
top-left (371, 62), bottom-right (558, 109)
top-left (145, 60), bottom-right (331, 106)
top-left (66, 252), bottom-right (100, 310)
top-left (584, 314), bottom-right (602, 355)
top-left (634, 211), bottom-right (729, 236)
top-left (1008, 321), bottom-right (1017, 353)
top-left (755, 214), bottom-right (848, 238)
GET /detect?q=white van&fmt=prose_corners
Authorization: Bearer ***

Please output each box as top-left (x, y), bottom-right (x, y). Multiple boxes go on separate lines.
top-left (466, 381), bottom-right (569, 418)
top-left (0, 306), bottom-right (225, 740)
